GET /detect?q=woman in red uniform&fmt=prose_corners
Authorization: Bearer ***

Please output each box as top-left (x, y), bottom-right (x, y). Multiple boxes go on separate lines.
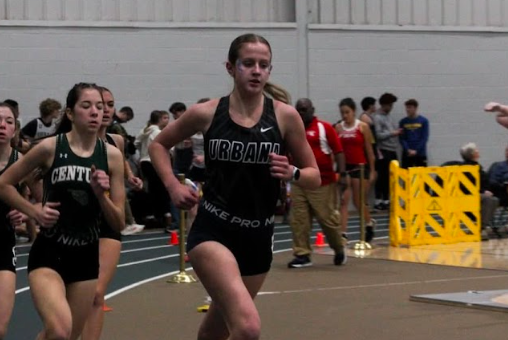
top-left (335, 98), bottom-right (377, 242)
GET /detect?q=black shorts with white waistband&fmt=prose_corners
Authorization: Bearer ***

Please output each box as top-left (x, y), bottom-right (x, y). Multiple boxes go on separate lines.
top-left (28, 235), bottom-right (99, 284)
top-left (187, 203), bottom-right (274, 276)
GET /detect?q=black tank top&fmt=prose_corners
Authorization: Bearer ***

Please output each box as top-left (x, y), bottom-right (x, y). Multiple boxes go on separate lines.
top-left (105, 133), bottom-right (117, 147)
top-left (360, 112), bottom-right (377, 144)
top-left (203, 96), bottom-right (285, 221)
top-left (41, 134), bottom-right (108, 246)
top-left (0, 149), bottom-right (19, 233)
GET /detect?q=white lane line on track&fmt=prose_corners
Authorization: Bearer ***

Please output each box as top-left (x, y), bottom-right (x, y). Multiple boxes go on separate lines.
top-left (105, 270), bottom-right (183, 300)
top-left (122, 236), bottom-right (170, 244)
top-left (256, 274), bottom-right (508, 296)
top-left (15, 243), bottom-right (175, 258)
top-left (15, 245), bottom-right (176, 272)
top-left (120, 244), bottom-right (172, 253)
top-left (117, 254), bottom-right (179, 268)
top-left (104, 247), bottom-right (295, 300)
top-left (15, 287), bottom-right (30, 294)
top-left (16, 253), bottom-right (181, 278)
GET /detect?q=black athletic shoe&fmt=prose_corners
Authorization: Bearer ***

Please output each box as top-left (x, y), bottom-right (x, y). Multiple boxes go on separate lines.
top-left (334, 249), bottom-right (347, 266)
top-left (287, 255), bottom-right (312, 268)
top-left (365, 226), bottom-right (374, 243)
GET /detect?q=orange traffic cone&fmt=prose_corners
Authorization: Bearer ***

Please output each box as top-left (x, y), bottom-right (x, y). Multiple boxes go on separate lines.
top-left (315, 232), bottom-right (325, 247)
top-left (103, 304), bottom-right (113, 312)
top-left (169, 231), bottom-right (179, 245)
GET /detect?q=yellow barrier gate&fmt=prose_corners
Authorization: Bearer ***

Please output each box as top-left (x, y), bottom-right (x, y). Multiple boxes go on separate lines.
top-left (389, 161), bottom-right (480, 247)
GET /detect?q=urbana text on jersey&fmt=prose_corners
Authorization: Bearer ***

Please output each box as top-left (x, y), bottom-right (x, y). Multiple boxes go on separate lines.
top-left (208, 139), bottom-right (281, 164)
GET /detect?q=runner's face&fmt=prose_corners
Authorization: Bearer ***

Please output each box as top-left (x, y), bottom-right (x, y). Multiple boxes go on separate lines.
top-left (0, 107), bottom-right (16, 144)
top-left (232, 42), bottom-right (272, 95)
top-left (158, 113), bottom-right (169, 129)
top-left (102, 90), bottom-right (115, 127)
top-left (340, 105), bottom-right (355, 123)
top-left (68, 89), bottom-right (104, 134)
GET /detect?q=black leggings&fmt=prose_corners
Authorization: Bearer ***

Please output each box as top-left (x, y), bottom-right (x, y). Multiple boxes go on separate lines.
top-left (140, 161), bottom-right (172, 221)
top-left (375, 149), bottom-right (398, 201)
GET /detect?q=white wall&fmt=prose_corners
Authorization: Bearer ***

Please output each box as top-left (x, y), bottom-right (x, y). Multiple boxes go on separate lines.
top-left (0, 25), bottom-right (297, 135)
top-left (1, 21), bottom-right (508, 168)
top-left (307, 28), bottom-right (508, 167)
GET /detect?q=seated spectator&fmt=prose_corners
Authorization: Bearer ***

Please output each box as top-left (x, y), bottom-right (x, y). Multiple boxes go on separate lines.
top-left (460, 143), bottom-right (499, 240)
top-left (487, 145), bottom-right (508, 207)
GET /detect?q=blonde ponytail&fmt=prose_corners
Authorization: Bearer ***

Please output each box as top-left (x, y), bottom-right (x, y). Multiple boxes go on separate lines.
top-left (263, 82), bottom-right (291, 105)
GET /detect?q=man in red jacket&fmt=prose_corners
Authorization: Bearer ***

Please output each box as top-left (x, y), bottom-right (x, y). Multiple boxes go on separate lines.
top-left (288, 98), bottom-right (347, 268)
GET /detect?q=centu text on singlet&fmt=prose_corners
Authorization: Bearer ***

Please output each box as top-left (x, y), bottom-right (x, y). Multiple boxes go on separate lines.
top-left (51, 166), bottom-right (92, 183)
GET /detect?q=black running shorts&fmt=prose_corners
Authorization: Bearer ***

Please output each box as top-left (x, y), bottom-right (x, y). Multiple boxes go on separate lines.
top-left (0, 229), bottom-right (16, 273)
top-left (187, 204), bottom-right (274, 276)
top-left (99, 219), bottom-right (121, 241)
top-left (28, 236), bottom-right (99, 284)
top-left (346, 163), bottom-right (370, 179)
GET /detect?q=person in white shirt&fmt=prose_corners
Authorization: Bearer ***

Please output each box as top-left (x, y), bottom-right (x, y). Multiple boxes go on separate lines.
top-left (135, 110), bottom-right (171, 230)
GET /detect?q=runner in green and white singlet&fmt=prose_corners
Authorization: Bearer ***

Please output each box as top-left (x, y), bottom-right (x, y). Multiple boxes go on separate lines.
top-left (0, 83), bottom-right (125, 340)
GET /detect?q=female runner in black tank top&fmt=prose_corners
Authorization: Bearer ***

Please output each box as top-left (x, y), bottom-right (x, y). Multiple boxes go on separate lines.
top-left (150, 33), bottom-right (320, 340)
top-left (0, 83), bottom-right (125, 340)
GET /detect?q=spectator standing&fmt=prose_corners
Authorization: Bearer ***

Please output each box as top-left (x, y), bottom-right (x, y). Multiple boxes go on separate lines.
top-left (399, 99), bottom-right (429, 168)
top-left (166, 102), bottom-right (192, 231)
top-left (336, 98), bottom-right (377, 243)
top-left (135, 110), bottom-right (172, 231)
top-left (373, 93), bottom-right (401, 211)
top-left (106, 106), bottom-right (144, 235)
top-left (359, 97), bottom-right (378, 150)
top-left (287, 98), bottom-right (347, 268)
top-left (169, 102), bottom-right (193, 176)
